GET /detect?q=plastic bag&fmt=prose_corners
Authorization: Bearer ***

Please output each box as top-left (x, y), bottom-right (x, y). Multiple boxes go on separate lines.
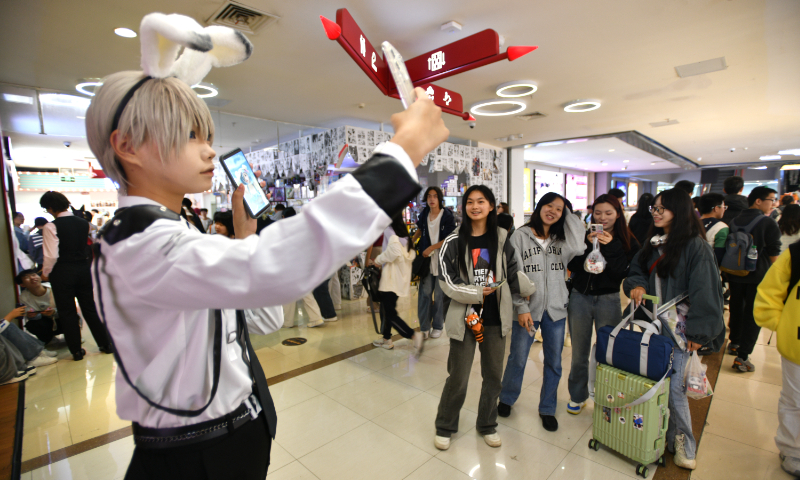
top-left (684, 351), bottom-right (713, 400)
top-left (658, 298), bottom-right (689, 351)
top-left (584, 237), bottom-right (606, 274)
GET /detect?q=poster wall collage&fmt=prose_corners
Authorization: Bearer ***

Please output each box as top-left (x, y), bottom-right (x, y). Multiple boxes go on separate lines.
top-left (211, 125), bottom-right (507, 204)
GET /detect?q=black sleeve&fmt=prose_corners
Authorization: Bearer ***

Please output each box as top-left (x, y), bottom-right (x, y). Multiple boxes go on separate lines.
top-left (441, 210), bottom-right (457, 238)
top-left (504, 238), bottom-right (522, 294)
top-left (351, 154), bottom-right (422, 218)
top-left (567, 237), bottom-right (590, 272)
top-left (763, 219), bottom-right (782, 258)
top-left (599, 238), bottom-right (630, 282)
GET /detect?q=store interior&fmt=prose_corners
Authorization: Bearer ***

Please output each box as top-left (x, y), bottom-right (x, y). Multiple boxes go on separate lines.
top-left (1, 0), bottom-right (799, 479)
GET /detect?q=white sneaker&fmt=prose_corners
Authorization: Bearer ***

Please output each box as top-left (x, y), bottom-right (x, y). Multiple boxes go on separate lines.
top-left (484, 432), bottom-right (502, 447)
top-left (434, 435), bottom-right (450, 450)
top-left (373, 338), bottom-right (394, 350)
top-left (0, 371), bottom-right (28, 385)
top-left (307, 319), bottom-right (325, 328)
top-left (413, 332), bottom-right (424, 358)
top-left (673, 434), bottom-right (696, 470)
top-left (28, 352), bottom-right (57, 367)
top-left (564, 333), bottom-right (572, 347)
top-left (42, 350), bottom-right (58, 358)
top-left (430, 329), bottom-right (443, 339)
top-left (566, 400), bottom-right (585, 415)
top-left (323, 316), bottom-right (338, 322)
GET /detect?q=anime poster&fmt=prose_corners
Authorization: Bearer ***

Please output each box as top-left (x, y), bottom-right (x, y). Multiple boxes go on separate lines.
top-left (347, 127), bottom-right (356, 144)
top-left (367, 130), bottom-right (375, 147)
top-left (357, 128), bottom-right (366, 146)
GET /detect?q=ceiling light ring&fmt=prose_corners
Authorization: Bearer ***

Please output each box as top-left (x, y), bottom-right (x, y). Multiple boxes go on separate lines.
top-left (191, 83), bottom-right (219, 98)
top-left (76, 79), bottom-right (103, 97)
top-left (563, 99), bottom-right (601, 112)
top-left (470, 99), bottom-right (527, 117)
top-left (495, 80), bottom-right (538, 98)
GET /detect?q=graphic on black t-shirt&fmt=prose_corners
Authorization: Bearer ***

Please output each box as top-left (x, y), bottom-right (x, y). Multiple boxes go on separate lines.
top-left (472, 247), bottom-right (495, 286)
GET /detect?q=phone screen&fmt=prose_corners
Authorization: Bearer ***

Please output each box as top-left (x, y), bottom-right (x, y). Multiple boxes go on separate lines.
top-left (220, 149), bottom-right (270, 218)
top-left (591, 224), bottom-right (604, 234)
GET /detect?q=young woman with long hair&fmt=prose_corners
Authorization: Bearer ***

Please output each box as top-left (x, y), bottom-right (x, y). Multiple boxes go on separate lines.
top-left (624, 188), bottom-right (724, 470)
top-left (497, 192), bottom-right (586, 432)
top-left (628, 193), bottom-right (655, 246)
top-left (434, 185), bottom-right (535, 450)
top-left (372, 218), bottom-right (423, 354)
top-left (778, 203), bottom-right (800, 252)
top-left (565, 194), bottom-right (640, 415)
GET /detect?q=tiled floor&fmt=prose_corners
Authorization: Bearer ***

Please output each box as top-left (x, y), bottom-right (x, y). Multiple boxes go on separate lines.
top-left (20, 297), bottom-right (796, 479)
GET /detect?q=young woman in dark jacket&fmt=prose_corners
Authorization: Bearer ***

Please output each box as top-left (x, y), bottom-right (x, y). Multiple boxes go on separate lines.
top-left (628, 193), bottom-right (654, 246)
top-left (565, 194), bottom-right (640, 415)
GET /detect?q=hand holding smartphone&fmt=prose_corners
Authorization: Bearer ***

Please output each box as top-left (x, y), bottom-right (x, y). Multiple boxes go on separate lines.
top-left (219, 148), bottom-right (270, 218)
top-left (590, 224), bottom-right (604, 235)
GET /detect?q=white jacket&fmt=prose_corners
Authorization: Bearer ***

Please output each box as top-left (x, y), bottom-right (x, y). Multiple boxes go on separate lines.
top-left (375, 235), bottom-right (416, 297)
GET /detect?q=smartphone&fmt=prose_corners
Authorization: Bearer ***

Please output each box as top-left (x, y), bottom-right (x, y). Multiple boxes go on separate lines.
top-left (382, 41), bottom-right (417, 109)
top-left (488, 279), bottom-right (506, 289)
top-left (219, 148), bottom-right (270, 218)
top-left (590, 224), bottom-right (604, 234)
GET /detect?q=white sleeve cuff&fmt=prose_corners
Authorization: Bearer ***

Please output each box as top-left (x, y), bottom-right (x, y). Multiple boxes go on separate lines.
top-left (373, 142), bottom-right (418, 182)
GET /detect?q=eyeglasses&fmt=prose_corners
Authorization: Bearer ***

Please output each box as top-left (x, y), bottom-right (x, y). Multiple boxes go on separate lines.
top-left (715, 205), bottom-right (728, 210)
top-left (649, 206), bottom-right (667, 215)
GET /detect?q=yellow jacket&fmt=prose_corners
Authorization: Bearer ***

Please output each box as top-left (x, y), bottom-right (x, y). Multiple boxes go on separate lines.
top-left (754, 248), bottom-right (800, 364)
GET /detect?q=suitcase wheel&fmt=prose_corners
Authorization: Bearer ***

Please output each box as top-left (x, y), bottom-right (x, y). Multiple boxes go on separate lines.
top-left (658, 456), bottom-right (666, 467)
top-left (636, 464), bottom-right (649, 477)
top-left (588, 439), bottom-right (600, 451)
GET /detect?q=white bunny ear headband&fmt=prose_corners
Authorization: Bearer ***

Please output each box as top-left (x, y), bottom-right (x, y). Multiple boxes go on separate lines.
top-left (110, 12), bottom-right (253, 132)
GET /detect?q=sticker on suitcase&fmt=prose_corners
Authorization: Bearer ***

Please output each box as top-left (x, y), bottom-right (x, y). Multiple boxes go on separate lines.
top-left (633, 414), bottom-right (643, 431)
top-left (602, 407), bottom-right (611, 423)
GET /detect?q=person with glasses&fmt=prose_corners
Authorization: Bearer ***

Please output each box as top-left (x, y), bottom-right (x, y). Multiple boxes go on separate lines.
top-left (726, 186), bottom-right (782, 372)
top-left (625, 189), bottom-right (725, 470)
top-left (699, 193), bottom-right (729, 264)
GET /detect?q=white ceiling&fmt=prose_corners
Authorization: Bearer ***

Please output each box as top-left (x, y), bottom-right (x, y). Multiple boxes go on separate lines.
top-left (0, 0), bottom-right (798, 170)
top-left (524, 137), bottom-right (678, 173)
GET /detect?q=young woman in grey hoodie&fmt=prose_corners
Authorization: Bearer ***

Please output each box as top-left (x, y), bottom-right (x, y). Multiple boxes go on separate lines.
top-left (497, 192), bottom-right (586, 432)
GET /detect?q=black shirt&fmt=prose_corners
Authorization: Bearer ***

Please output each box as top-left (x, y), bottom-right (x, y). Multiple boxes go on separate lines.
top-left (469, 233), bottom-right (500, 326)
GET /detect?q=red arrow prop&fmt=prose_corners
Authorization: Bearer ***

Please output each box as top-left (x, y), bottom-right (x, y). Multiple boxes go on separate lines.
top-left (320, 8), bottom-right (537, 121)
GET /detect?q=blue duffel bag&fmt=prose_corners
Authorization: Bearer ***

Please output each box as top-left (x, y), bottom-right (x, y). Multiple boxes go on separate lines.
top-left (595, 304), bottom-right (674, 381)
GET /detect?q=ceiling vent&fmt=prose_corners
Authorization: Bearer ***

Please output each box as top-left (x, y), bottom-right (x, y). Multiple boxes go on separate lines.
top-left (207, 1), bottom-right (280, 34)
top-left (516, 112), bottom-right (546, 121)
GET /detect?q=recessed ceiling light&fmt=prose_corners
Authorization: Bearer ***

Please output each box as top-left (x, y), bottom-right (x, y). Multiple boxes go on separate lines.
top-left (76, 79), bottom-right (103, 96)
top-left (470, 99), bottom-right (526, 117)
top-left (563, 99), bottom-right (601, 112)
top-left (778, 149), bottom-right (800, 156)
top-left (535, 141), bottom-right (564, 147)
top-left (496, 81), bottom-right (538, 98)
top-left (748, 166), bottom-right (767, 170)
top-left (114, 28), bottom-right (137, 38)
top-left (608, 149), bottom-right (615, 152)
top-left (622, 159), bottom-right (629, 163)
top-left (2, 93), bottom-right (33, 104)
top-left (191, 83), bottom-right (218, 98)
top-left (697, 157), bottom-right (702, 161)
top-left (760, 155), bottom-right (781, 161)
top-left (651, 162), bottom-right (656, 165)
top-left (77, 116), bottom-right (85, 119)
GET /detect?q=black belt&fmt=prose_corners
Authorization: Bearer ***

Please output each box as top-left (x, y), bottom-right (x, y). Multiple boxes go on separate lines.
top-left (132, 395), bottom-right (262, 449)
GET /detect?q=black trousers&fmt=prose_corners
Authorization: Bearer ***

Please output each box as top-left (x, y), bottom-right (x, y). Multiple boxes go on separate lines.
top-left (25, 317), bottom-right (61, 345)
top-left (125, 413), bottom-right (271, 480)
top-left (49, 262), bottom-right (110, 354)
top-left (728, 282), bottom-right (761, 360)
top-left (311, 277), bottom-right (337, 319)
top-left (380, 291), bottom-right (415, 340)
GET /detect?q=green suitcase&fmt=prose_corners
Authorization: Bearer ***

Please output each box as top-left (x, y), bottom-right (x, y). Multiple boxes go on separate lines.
top-left (589, 363), bottom-right (670, 478)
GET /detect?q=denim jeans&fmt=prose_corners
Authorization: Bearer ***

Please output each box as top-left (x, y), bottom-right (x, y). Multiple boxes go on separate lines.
top-left (667, 348), bottom-right (696, 459)
top-left (418, 274), bottom-right (444, 333)
top-left (499, 311), bottom-right (566, 415)
top-left (567, 292), bottom-right (623, 403)
top-left (1, 321), bottom-right (44, 362)
top-left (435, 326), bottom-right (504, 437)
top-left (311, 277), bottom-right (337, 319)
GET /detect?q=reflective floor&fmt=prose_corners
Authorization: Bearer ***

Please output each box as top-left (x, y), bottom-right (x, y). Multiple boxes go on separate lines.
top-left (20, 295), bottom-right (794, 479)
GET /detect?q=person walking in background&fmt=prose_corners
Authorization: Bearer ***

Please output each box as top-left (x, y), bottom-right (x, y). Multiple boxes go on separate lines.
top-left (413, 186), bottom-right (456, 339)
top-left (28, 217), bottom-right (48, 270)
top-left (625, 189), bottom-right (725, 470)
top-left (771, 194), bottom-right (795, 220)
top-left (497, 192), bottom-right (586, 432)
top-left (607, 188), bottom-right (626, 207)
top-left (674, 180), bottom-right (696, 197)
top-left (565, 194), bottom-right (640, 416)
top-left (726, 186), bottom-right (781, 372)
top-left (778, 204), bottom-right (800, 253)
top-left (699, 193), bottom-right (729, 264)
top-left (39, 191), bottom-right (113, 361)
top-left (371, 218), bottom-right (423, 354)
top-left (753, 243), bottom-right (800, 478)
top-left (628, 193), bottom-right (655, 246)
top-left (434, 185), bottom-right (535, 450)
top-left (721, 175), bottom-right (748, 226)
top-left (199, 208), bottom-right (212, 231)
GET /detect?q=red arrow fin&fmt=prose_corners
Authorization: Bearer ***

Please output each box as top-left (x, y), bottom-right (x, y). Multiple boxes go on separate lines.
top-left (320, 16), bottom-right (341, 40)
top-left (507, 46), bottom-right (538, 61)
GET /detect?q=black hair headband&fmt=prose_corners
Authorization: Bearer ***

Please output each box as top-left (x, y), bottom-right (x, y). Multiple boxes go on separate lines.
top-left (110, 76), bottom-right (152, 132)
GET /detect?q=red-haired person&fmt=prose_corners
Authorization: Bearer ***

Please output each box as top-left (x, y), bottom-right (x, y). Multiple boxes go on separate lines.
top-left (564, 194), bottom-right (640, 415)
